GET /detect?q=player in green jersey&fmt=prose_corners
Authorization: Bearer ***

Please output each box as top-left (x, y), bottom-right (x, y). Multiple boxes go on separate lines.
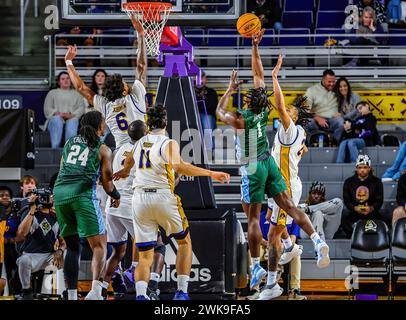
top-left (54, 111), bottom-right (120, 300)
top-left (216, 29), bottom-right (329, 300)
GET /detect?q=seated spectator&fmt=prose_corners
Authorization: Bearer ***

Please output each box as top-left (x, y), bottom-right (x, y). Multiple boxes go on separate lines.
top-left (334, 77), bottom-right (361, 121)
top-left (195, 71), bottom-right (218, 150)
top-left (0, 186), bottom-right (23, 296)
top-left (392, 171), bottom-right (406, 225)
top-left (259, 211), bottom-right (306, 300)
top-left (341, 155), bottom-right (384, 238)
top-left (247, 0), bottom-right (282, 31)
top-left (304, 69), bottom-right (344, 144)
top-left (382, 141), bottom-right (406, 181)
top-left (387, 0), bottom-right (406, 26)
top-left (352, 7), bottom-right (388, 45)
top-left (357, 0), bottom-right (389, 32)
top-left (15, 192), bottom-right (65, 300)
top-left (43, 72), bottom-right (86, 149)
top-left (298, 181), bottom-right (343, 240)
top-left (90, 69), bottom-right (107, 96)
top-left (336, 101), bottom-right (380, 163)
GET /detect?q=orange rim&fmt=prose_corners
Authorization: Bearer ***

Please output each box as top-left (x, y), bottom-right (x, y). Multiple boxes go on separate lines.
top-left (122, 2), bottom-right (172, 12)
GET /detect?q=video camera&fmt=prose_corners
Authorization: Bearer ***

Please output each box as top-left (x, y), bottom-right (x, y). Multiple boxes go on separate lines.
top-left (27, 188), bottom-right (53, 208)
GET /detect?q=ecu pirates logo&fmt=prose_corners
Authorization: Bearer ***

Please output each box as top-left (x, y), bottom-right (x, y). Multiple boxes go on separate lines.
top-left (364, 220), bottom-right (377, 233)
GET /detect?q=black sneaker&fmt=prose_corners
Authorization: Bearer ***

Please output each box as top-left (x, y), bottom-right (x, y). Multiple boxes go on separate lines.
top-left (17, 289), bottom-right (34, 300)
top-left (147, 287), bottom-right (160, 300)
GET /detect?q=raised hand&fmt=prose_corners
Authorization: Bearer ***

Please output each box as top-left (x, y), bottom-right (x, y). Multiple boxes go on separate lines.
top-left (228, 69), bottom-right (244, 91)
top-left (272, 54), bottom-right (283, 78)
top-left (252, 28), bottom-right (266, 46)
top-left (64, 45), bottom-right (77, 61)
top-left (131, 15), bottom-right (144, 36)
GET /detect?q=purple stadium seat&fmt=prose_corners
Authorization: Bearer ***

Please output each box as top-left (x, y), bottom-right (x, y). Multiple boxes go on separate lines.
top-left (279, 28), bottom-right (311, 46)
top-left (314, 28), bottom-right (346, 45)
top-left (282, 11), bottom-right (313, 29)
top-left (316, 11), bottom-right (346, 28)
top-left (284, 0), bottom-right (314, 12)
top-left (389, 29), bottom-right (406, 45)
top-left (207, 28), bottom-right (239, 46)
top-left (184, 28), bottom-right (205, 46)
top-left (242, 29), bottom-right (274, 46)
top-left (318, 0), bottom-right (350, 11)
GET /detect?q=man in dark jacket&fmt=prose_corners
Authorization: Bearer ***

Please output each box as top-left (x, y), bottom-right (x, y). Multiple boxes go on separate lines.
top-left (392, 171), bottom-right (406, 225)
top-left (247, 0), bottom-right (282, 30)
top-left (341, 154), bottom-right (384, 237)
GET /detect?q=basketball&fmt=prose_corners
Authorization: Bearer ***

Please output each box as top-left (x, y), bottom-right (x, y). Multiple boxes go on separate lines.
top-left (236, 13), bottom-right (261, 38)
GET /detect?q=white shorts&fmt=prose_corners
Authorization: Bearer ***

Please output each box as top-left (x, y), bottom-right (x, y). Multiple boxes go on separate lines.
top-left (269, 177), bottom-right (302, 226)
top-left (132, 189), bottom-right (189, 249)
top-left (106, 197), bottom-right (134, 244)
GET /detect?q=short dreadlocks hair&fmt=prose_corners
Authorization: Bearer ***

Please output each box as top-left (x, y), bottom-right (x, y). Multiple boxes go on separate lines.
top-left (147, 104), bottom-right (167, 130)
top-left (290, 95), bottom-right (313, 127)
top-left (244, 87), bottom-right (270, 114)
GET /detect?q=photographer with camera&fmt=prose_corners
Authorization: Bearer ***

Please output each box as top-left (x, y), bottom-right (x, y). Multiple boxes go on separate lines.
top-left (0, 186), bottom-right (23, 296)
top-left (341, 155), bottom-right (385, 238)
top-left (20, 175), bottom-right (38, 197)
top-left (15, 189), bottom-right (65, 300)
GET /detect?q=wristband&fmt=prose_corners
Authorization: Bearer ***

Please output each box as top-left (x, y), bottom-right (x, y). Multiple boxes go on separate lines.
top-left (107, 186), bottom-right (120, 200)
top-left (65, 60), bottom-right (73, 66)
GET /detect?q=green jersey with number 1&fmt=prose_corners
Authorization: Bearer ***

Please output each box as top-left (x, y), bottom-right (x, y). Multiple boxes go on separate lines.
top-left (53, 136), bottom-right (102, 204)
top-left (236, 109), bottom-right (269, 162)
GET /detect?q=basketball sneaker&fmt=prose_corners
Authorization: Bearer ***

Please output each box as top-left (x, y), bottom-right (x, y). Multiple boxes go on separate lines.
top-left (111, 267), bottom-right (127, 293)
top-left (136, 295), bottom-right (150, 300)
top-left (84, 290), bottom-right (103, 300)
top-left (288, 288), bottom-right (307, 300)
top-left (123, 265), bottom-right (136, 291)
top-left (173, 290), bottom-right (190, 300)
top-left (147, 288), bottom-right (160, 300)
top-left (279, 244), bottom-right (303, 265)
top-left (250, 264), bottom-right (267, 289)
top-left (316, 240), bottom-right (330, 268)
top-left (257, 283), bottom-right (283, 300)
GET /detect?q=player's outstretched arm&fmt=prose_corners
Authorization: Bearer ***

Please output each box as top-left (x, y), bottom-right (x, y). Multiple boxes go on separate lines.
top-left (132, 16), bottom-right (147, 88)
top-left (272, 54), bottom-right (290, 130)
top-left (252, 28), bottom-right (266, 89)
top-left (165, 140), bottom-right (230, 184)
top-left (100, 145), bottom-right (120, 208)
top-left (216, 70), bottom-right (245, 129)
top-left (64, 45), bottom-right (96, 105)
top-left (112, 151), bottom-right (135, 181)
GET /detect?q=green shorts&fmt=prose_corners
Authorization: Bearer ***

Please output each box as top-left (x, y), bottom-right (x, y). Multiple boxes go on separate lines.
top-left (240, 155), bottom-right (287, 204)
top-left (55, 196), bottom-right (105, 238)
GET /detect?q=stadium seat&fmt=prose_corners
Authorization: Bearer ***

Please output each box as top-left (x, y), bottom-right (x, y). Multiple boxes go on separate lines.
top-left (207, 28), bottom-right (239, 46)
top-left (282, 11), bottom-right (313, 29)
top-left (391, 218), bottom-right (406, 296)
top-left (279, 28), bottom-right (311, 46)
top-left (382, 134), bottom-right (401, 147)
top-left (316, 11), bottom-right (346, 28)
top-left (350, 219), bottom-right (391, 296)
top-left (184, 28), bottom-right (205, 46)
top-left (314, 28), bottom-right (346, 46)
top-left (388, 29), bottom-right (406, 46)
top-left (284, 0), bottom-right (315, 12)
top-left (318, 0), bottom-right (350, 11)
top-left (242, 29), bottom-right (274, 46)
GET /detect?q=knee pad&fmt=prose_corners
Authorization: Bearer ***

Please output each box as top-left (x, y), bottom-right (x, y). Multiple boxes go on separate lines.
top-left (64, 234), bottom-right (81, 252)
top-left (154, 244), bottom-right (166, 257)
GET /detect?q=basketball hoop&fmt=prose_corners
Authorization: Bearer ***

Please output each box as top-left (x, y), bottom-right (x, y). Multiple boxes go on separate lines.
top-left (122, 2), bottom-right (172, 57)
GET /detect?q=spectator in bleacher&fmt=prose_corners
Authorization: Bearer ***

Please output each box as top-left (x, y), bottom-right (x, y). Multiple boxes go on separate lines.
top-left (90, 69), bottom-right (107, 96)
top-left (304, 69), bottom-right (344, 144)
top-left (298, 181), bottom-right (344, 240)
top-left (195, 71), bottom-right (218, 150)
top-left (15, 193), bottom-right (65, 300)
top-left (357, 0), bottom-right (389, 32)
top-left (334, 77), bottom-right (361, 121)
top-left (382, 141), bottom-right (406, 181)
top-left (353, 7), bottom-right (388, 45)
top-left (247, 0), bottom-right (283, 31)
top-left (392, 171), bottom-right (406, 225)
top-left (259, 211), bottom-right (306, 300)
top-left (341, 154), bottom-right (384, 238)
top-left (44, 71), bottom-right (86, 149)
top-left (336, 101), bottom-right (379, 163)
top-left (387, 0), bottom-right (406, 26)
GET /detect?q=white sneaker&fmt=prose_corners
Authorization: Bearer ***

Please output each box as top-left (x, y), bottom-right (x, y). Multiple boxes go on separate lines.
top-left (84, 290), bottom-right (103, 300)
top-left (316, 241), bottom-right (330, 269)
top-left (257, 283), bottom-right (283, 300)
top-left (279, 244), bottom-right (303, 265)
top-left (381, 177), bottom-right (393, 182)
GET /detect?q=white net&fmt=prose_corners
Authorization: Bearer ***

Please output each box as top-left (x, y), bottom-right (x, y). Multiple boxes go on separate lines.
top-left (123, 2), bottom-right (172, 57)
